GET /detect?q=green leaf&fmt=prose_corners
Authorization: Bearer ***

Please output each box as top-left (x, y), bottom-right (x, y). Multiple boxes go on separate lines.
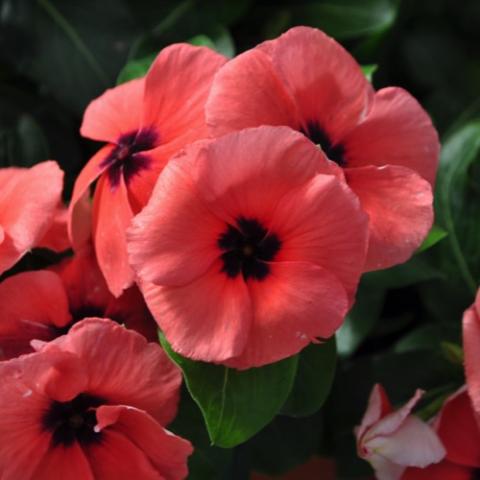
top-left (361, 64), bottom-right (378, 82)
top-left (117, 54), bottom-right (156, 84)
top-left (160, 335), bottom-right (299, 448)
top-left (290, 0), bottom-right (399, 40)
top-left (281, 338), bottom-right (336, 417)
top-left (189, 26), bottom-right (235, 58)
top-left (2, 0), bottom-right (139, 113)
top-left (417, 225), bottom-right (448, 253)
top-left (436, 121), bottom-right (480, 294)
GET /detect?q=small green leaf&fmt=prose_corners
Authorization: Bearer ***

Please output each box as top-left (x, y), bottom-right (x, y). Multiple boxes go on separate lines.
top-left (281, 338), bottom-right (336, 417)
top-left (116, 54), bottom-right (156, 84)
top-left (361, 64), bottom-right (378, 82)
top-left (417, 225), bottom-right (448, 253)
top-left (441, 341), bottom-right (464, 365)
top-left (160, 335), bottom-right (298, 448)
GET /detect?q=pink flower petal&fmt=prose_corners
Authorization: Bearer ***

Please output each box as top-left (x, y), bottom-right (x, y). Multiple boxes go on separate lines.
top-left (346, 165), bottom-right (433, 271)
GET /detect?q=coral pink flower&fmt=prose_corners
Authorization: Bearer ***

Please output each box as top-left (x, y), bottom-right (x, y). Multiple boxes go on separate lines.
top-left (128, 126), bottom-right (368, 368)
top-left (206, 26), bottom-right (438, 271)
top-left (463, 289), bottom-right (480, 416)
top-left (403, 388), bottom-right (480, 480)
top-left (0, 246), bottom-right (156, 360)
top-left (0, 161), bottom-right (64, 274)
top-left (356, 384), bottom-right (445, 480)
top-left (68, 44), bottom-right (227, 297)
top-left (0, 318), bottom-right (191, 480)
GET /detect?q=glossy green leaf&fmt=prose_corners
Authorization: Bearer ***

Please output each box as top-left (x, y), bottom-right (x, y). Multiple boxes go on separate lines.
top-left (417, 225), bottom-right (448, 253)
top-left (281, 338), bottom-right (336, 417)
top-left (160, 335), bottom-right (299, 448)
top-left (436, 122), bottom-right (480, 294)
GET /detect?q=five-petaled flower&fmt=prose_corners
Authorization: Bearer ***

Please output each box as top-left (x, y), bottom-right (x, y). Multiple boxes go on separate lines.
top-left (0, 318), bottom-right (192, 480)
top-left (206, 26), bottom-right (439, 271)
top-left (68, 43), bottom-right (227, 297)
top-left (128, 126), bottom-right (369, 368)
top-left (356, 384), bottom-right (445, 480)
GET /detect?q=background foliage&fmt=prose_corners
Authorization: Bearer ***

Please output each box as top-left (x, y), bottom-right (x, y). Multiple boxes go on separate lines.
top-left (1, 0), bottom-right (479, 478)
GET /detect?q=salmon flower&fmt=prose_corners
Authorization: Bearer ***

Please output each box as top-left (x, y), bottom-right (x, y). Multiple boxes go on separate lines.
top-left (0, 246), bottom-right (156, 360)
top-left (0, 161), bottom-right (64, 275)
top-left (356, 384), bottom-right (445, 480)
top-left (0, 318), bottom-right (191, 480)
top-left (206, 26), bottom-right (438, 271)
top-left (68, 44), bottom-right (227, 296)
top-left (403, 388), bottom-right (480, 480)
top-left (463, 288), bottom-right (480, 416)
top-left (128, 126), bottom-right (368, 368)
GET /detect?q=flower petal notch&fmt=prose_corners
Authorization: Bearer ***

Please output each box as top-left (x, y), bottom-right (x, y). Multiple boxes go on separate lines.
top-left (206, 26), bottom-right (439, 271)
top-left (356, 384), bottom-right (446, 480)
top-left (0, 318), bottom-right (191, 480)
top-left (69, 43), bottom-right (227, 297)
top-left (0, 161), bottom-right (64, 275)
top-left (128, 126), bottom-right (369, 368)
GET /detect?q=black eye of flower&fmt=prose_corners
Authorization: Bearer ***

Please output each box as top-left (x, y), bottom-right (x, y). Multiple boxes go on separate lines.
top-left (300, 120), bottom-right (346, 167)
top-left (100, 128), bottom-right (159, 188)
top-left (42, 393), bottom-right (104, 447)
top-left (218, 217), bottom-right (281, 281)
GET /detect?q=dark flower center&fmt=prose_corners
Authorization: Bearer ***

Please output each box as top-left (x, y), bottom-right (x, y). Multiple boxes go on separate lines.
top-left (42, 393), bottom-right (104, 447)
top-left (218, 217), bottom-right (281, 281)
top-left (300, 120), bottom-right (346, 167)
top-left (100, 128), bottom-right (159, 188)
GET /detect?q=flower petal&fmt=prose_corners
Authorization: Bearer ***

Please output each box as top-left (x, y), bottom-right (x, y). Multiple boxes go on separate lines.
top-left (343, 87), bottom-right (440, 186)
top-left (225, 261), bottom-right (348, 369)
top-left (346, 165), bottom-right (433, 271)
top-left (96, 405), bottom-right (192, 480)
top-left (206, 48), bottom-right (299, 136)
top-left (269, 173), bottom-right (368, 305)
top-left (33, 443), bottom-right (94, 480)
top-left (128, 155), bottom-right (225, 286)
top-left (143, 43), bottom-right (226, 143)
top-left (80, 78), bottom-right (145, 143)
top-left (367, 416), bottom-right (445, 468)
top-left (0, 161), bottom-right (63, 273)
top-left (140, 260), bottom-right (252, 363)
top-left (68, 145), bottom-right (113, 250)
top-left (266, 26), bottom-right (373, 143)
top-left (189, 126), bottom-right (332, 223)
top-left (92, 174), bottom-right (134, 297)
top-left (463, 290), bottom-right (480, 417)
top-left (402, 461), bottom-right (473, 480)
top-left (0, 270), bottom-right (71, 359)
top-left (42, 318), bottom-right (181, 425)
top-left (436, 389), bottom-right (480, 468)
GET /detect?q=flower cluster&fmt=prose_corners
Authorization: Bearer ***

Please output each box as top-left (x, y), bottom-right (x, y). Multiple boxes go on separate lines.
top-left (0, 26), bottom-right (439, 478)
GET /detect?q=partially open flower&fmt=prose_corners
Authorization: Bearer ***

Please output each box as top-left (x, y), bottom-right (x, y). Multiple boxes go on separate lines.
top-left (0, 161), bottom-right (64, 275)
top-left (206, 26), bottom-right (438, 271)
top-left (356, 384), bottom-right (445, 480)
top-left (68, 44), bottom-right (227, 297)
top-left (128, 126), bottom-right (368, 368)
top-left (403, 388), bottom-right (480, 479)
top-left (0, 246), bottom-right (157, 360)
top-left (0, 318), bottom-right (191, 480)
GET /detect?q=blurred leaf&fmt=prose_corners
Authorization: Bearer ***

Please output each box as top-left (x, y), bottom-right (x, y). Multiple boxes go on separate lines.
top-left (160, 335), bottom-right (298, 448)
top-left (0, 0), bottom-right (139, 113)
top-left (436, 121), bottom-right (480, 294)
top-left (282, 338), bottom-right (337, 417)
top-left (189, 26), bottom-right (235, 57)
top-left (249, 414), bottom-right (323, 475)
top-left (13, 114), bottom-right (50, 166)
top-left (361, 64), bottom-right (378, 82)
top-left (417, 225), bottom-right (448, 253)
top-left (336, 277), bottom-right (386, 356)
top-left (290, 0), bottom-right (399, 40)
top-left (441, 341), bottom-right (464, 366)
top-left (169, 387), bottom-right (233, 479)
top-left (117, 54), bottom-right (155, 84)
